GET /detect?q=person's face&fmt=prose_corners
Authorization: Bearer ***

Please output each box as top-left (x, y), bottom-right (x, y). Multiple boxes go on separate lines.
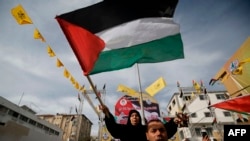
top-left (146, 121), bottom-right (168, 141)
top-left (130, 112), bottom-right (140, 126)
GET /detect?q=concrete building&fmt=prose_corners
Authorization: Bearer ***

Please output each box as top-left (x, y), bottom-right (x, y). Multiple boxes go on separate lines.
top-left (166, 86), bottom-right (236, 141)
top-left (38, 114), bottom-right (92, 141)
top-left (0, 96), bottom-right (63, 141)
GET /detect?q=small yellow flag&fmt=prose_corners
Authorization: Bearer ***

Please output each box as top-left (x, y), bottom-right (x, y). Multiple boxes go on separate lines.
top-left (63, 68), bottom-right (70, 78)
top-left (74, 81), bottom-right (80, 89)
top-left (11, 4), bottom-right (33, 25)
top-left (117, 84), bottom-right (138, 97)
top-left (238, 58), bottom-right (250, 66)
top-left (101, 125), bottom-right (112, 141)
top-left (192, 80), bottom-right (201, 93)
top-left (47, 46), bottom-right (56, 57)
top-left (232, 66), bottom-right (243, 75)
top-left (56, 58), bottom-right (64, 67)
top-left (70, 76), bottom-right (76, 84)
top-left (79, 85), bottom-right (85, 92)
top-left (34, 28), bottom-right (45, 42)
top-left (232, 58), bottom-right (250, 75)
top-left (145, 77), bottom-right (167, 97)
top-left (191, 92), bottom-right (195, 98)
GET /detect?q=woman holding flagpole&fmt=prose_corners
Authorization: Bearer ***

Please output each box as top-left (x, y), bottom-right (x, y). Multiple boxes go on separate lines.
top-left (100, 104), bottom-right (185, 141)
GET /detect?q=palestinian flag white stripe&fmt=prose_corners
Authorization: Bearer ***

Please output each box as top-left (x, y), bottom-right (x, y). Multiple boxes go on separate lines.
top-left (97, 18), bottom-right (180, 50)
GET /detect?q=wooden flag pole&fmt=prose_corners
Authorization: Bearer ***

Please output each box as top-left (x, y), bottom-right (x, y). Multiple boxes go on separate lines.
top-left (86, 75), bottom-right (104, 106)
top-left (136, 63), bottom-right (146, 125)
top-left (86, 75), bottom-right (109, 118)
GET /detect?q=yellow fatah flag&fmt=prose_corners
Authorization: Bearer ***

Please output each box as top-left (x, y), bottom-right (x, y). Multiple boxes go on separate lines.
top-left (238, 58), bottom-right (250, 66)
top-left (191, 92), bottom-right (195, 98)
top-left (101, 125), bottom-right (112, 141)
top-left (34, 28), bottom-right (45, 42)
top-left (74, 82), bottom-right (80, 89)
top-left (232, 58), bottom-right (250, 75)
top-left (63, 68), bottom-right (70, 78)
top-left (145, 77), bottom-right (167, 97)
top-left (117, 84), bottom-right (138, 96)
top-left (56, 58), bottom-right (64, 67)
top-left (70, 76), bottom-right (76, 84)
top-left (232, 66), bottom-right (243, 75)
top-left (79, 85), bottom-right (85, 92)
top-left (11, 4), bottom-right (33, 25)
top-left (192, 80), bottom-right (201, 93)
top-left (47, 46), bottom-right (56, 57)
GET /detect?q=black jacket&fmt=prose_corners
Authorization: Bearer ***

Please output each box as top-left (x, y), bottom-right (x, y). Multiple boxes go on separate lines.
top-left (104, 110), bottom-right (177, 141)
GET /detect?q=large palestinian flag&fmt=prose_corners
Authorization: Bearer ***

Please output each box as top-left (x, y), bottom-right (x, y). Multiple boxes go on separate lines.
top-left (56, 0), bottom-right (184, 75)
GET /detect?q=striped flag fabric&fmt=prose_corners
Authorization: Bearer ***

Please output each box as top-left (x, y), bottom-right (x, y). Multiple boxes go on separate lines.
top-left (56, 0), bottom-right (184, 75)
top-left (210, 94), bottom-right (250, 113)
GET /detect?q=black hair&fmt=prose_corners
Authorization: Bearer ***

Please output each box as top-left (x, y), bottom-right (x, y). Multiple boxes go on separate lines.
top-left (146, 119), bottom-right (164, 132)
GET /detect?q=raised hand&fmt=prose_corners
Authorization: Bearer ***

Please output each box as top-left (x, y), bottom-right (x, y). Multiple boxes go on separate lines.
top-left (174, 112), bottom-right (189, 127)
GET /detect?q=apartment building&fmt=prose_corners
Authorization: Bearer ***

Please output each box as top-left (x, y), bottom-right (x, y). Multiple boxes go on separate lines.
top-left (166, 86), bottom-right (238, 141)
top-left (38, 113), bottom-right (92, 141)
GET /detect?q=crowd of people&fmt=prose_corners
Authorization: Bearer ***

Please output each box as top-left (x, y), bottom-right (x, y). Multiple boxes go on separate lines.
top-left (100, 104), bottom-right (210, 141)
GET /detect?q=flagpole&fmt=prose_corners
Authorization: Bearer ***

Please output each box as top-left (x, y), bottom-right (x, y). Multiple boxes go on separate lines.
top-left (86, 75), bottom-right (104, 106)
top-left (136, 63), bottom-right (146, 125)
top-left (18, 92), bottom-right (24, 106)
top-left (86, 75), bottom-right (109, 118)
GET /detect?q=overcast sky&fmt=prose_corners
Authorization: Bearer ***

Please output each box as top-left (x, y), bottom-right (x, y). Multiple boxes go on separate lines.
top-left (1, 0), bottom-right (250, 136)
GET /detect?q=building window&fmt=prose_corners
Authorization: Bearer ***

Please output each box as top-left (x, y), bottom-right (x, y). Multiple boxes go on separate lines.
top-left (196, 127), bottom-right (213, 137)
top-left (216, 94), bottom-right (225, 100)
top-left (20, 115), bottom-right (28, 122)
top-left (44, 126), bottom-right (49, 131)
top-left (172, 99), bottom-right (176, 106)
top-left (190, 113), bottom-right (197, 118)
top-left (8, 110), bottom-right (19, 118)
top-left (195, 128), bottom-right (201, 136)
top-left (184, 96), bottom-right (191, 101)
top-left (28, 119), bottom-right (36, 126)
top-left (168, 106), bottom-right (172, 111)
top-left (37, 123), bottom-right (43, 129)
top-left (179, 130), bottom-right (184, 139)
top-left (199, 95), bottom-right (207, 100)
top-left (206, 127), bottom-right (213, 136)
top-left (201, 127), bottom-right (213, 136)
top-left (223, 111), bottom-right (231, 117)
top-left (0, 105), bottom-right (8, 114)
top-left (204, 112), bottom-right (212, 117)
